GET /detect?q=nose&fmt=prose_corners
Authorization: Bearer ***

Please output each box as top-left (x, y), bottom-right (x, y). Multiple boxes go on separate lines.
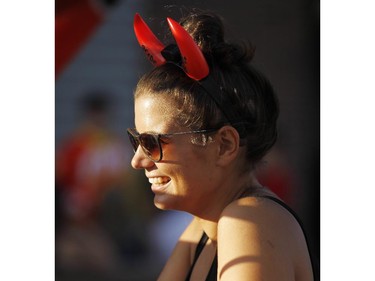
top-left (131, 146), bottom-right (155, 169)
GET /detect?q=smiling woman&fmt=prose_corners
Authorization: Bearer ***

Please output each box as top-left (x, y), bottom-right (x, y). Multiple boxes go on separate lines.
top-left (126, 11), bottom-right (315, 281)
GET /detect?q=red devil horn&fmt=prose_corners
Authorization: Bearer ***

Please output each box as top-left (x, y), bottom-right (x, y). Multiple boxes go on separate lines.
top-left (134, 13), bottom-right (166, 66)
top-left (167, 17), bottom-right (209, 80)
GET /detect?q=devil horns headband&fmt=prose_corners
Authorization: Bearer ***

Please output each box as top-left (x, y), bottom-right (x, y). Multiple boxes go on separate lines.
top-left (133, 13), bottom-right (209, 81)
top-left (133, 13), bottom-right (239, 123)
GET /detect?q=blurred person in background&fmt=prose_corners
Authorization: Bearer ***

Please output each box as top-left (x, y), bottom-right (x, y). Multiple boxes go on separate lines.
top-left (55, 91), bottom-right (154, 278)
top-left (126, 11), bottom-right (316, 280)
top-left (56, 91), bottom-right (127, 226)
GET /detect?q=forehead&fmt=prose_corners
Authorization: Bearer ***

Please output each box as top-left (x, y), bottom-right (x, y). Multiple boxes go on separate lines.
top-left (134, 95), bottom-right (178, 133)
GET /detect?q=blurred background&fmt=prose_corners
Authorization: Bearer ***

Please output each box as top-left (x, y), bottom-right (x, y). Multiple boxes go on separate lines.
top-left (55, 0), bottom-right (319, 280)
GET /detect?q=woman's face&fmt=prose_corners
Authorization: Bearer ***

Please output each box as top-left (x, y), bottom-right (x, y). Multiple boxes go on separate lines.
top-left (131, 94), bottom-right (219, 214)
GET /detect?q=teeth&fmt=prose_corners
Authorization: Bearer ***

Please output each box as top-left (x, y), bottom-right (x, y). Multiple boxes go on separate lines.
top-left (149, 177), bottom-right (170, 185)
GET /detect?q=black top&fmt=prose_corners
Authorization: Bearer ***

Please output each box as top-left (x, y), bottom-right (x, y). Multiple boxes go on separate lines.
top-left (184, 195), bottom-right (317, 281)
top-left (184, 231), bottom-right (217, 281)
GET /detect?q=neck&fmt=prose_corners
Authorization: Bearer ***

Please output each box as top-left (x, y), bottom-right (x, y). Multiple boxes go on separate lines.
top-left (194, 171), bottom-right (264, 243)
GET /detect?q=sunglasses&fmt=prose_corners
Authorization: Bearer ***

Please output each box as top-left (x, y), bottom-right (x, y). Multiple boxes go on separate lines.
top-left (127, 127), bottom-right (219, 162)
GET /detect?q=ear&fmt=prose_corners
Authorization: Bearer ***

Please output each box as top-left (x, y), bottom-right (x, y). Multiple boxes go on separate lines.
top-left (215, 125), bottom-right (241, 166)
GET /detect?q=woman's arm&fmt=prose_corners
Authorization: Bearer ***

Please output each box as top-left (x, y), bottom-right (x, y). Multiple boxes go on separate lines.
top-left (158, 216), bottom-right (203, 281)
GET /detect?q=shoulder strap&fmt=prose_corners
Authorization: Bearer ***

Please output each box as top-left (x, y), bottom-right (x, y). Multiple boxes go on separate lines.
top-left (261, 195), bottom-right (304, 225)
top-left (185, 232), bottom-right (209, 281)
top-left (205, 254), bottom-right (217, 281)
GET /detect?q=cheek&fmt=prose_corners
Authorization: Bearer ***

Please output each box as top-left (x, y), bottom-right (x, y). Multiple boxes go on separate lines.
top-left (190, 145), bottom-right (215, 168)
top-left (183, 147), bottom-right (216, 183)
top-left (162, 139), bottom-right (216, 181)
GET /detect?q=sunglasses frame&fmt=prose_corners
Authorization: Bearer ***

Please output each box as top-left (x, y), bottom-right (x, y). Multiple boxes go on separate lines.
top-left (127, 127), bottom-right (219, 162)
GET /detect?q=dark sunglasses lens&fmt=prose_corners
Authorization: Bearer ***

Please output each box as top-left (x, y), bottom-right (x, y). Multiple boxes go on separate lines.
top-left (139, 134), bottom-right (160, 161)
top-left (127, 131), bottom-right (139, 152)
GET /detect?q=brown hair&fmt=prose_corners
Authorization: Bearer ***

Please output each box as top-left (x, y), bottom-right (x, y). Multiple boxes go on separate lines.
top-left (134, 12), bottom-right (279, 167)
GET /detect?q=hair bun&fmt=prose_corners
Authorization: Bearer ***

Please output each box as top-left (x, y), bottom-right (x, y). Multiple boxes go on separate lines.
top-left (213, 41), bottom-right (255, 66)
top-left (180, 13), bottom-right (224, 50)
top-left (180, 12), bottom-right (255, 66)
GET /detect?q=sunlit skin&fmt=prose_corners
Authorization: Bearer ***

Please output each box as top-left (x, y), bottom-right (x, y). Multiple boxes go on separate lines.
top-left (131, 94), bottom-right (252, 220)
top-left (131, 94), bottom-right (314, 280)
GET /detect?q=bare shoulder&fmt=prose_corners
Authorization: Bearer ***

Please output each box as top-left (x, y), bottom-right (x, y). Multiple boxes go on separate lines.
top-left (219, 196), bottom-right (301, 233)
top-left (218, 196), bottom-right (302, 253)
top-left (217, 196), bottom-right (313, 281)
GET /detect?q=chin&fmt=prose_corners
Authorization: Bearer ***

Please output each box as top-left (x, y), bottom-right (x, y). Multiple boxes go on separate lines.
top-left (153, 195), bottom-right (184, 212)
top-left (153, 195), bottom-right (171, 210)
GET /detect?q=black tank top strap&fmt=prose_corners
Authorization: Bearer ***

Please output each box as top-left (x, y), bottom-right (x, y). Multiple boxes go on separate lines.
top-left (195, 232), bottom-right (209, 261)
top-left (260, 195), bottom-right (305, 227)
top-left (205, 254), bottom-right (217, 281)
top-left (185, 232), bottom-right (209, 281)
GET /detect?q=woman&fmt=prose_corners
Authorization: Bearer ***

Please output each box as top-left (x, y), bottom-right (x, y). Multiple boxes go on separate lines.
top-left (127, 11), bottom-right (315, 280)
